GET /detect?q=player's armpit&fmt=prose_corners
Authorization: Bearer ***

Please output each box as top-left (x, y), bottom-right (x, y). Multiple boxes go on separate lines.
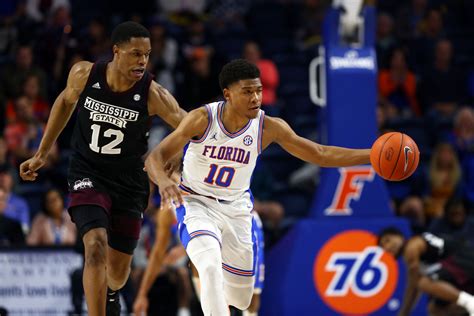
top-left (148, 81), bottom-right (186, 129)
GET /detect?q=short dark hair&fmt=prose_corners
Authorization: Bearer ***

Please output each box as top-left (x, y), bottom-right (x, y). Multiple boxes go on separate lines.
top-left (377, 226), bottom-right (404, 245)
top-left (218, 59), bottom-right (260, 90)
top-left (111, 21), bottom-right (150, 46)
top-left (377, 226), bottom-right (405, 258)
top-left (445, 196), bottom-right (469, 216)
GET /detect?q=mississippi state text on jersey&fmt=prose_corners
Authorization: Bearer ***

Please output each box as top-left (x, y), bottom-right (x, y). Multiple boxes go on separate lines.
top-left (71, 61), bottom-right (152, 167)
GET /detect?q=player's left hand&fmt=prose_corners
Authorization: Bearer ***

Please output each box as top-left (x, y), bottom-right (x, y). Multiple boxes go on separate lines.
top-left (19, 155), bottom-right (46, 181)
top-left (164, 154), bottom-right (182, 178)
top-left (158, 177), bottom-right (184, 207)
top-left (133, 294), bottom-right (149, 316)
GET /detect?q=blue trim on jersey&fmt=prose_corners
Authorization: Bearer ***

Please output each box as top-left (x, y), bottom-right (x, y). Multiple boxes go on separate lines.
top-left (189, 230), bottom-right (221, 246)
top-left (176, 205), bottom-right (190, 248)
top-left (217, 102), bottom-right (253, 138)
top-left (257, 111), bottom-right (265, 154)
top-left (252, 213), bottom-right (265, 290)
top-left (175, 204), bottom-right (222, 249)
top-left (190, 104), bottom-right (212, 143)
top-left (246, 189), bottom-right (255, 204)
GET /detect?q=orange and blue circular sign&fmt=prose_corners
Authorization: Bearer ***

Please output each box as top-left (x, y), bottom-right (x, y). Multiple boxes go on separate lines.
top-left (314, 230), bottom-right (398, 315)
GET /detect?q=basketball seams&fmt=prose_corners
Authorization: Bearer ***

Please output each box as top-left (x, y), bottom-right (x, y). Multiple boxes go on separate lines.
top-left (401, 138), bottom-right (419, 180)
top-left (377, 132), bottom-right (396, 178)
top-left (405, 138), bottom-right (416, 177)
top-left (388, 133), bottom-right (404, 180)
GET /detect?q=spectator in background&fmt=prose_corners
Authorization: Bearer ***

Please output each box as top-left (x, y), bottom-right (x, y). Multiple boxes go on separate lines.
top-left (147, 20), bottom-right (178, 94)
top-left (450, 107), bottom-right (474, 155)
top-left (34, 4), bottom-right (73, 79)
top-left (419, 39), bottom-right (466, 116)
top-left (294, 0), bottom-right (330, 49)
top-left (0, 168), bottom-right (30, 234)
top-left (243, 41), bottom-right (280, 116)
top-left (429, 196), bottom-right (474, 243)
top-left (378, 48), bottom-right (421, 117)
top-left (181, 14), bottom-right (212, 60)
top-left (27, 188), bottom-right (76, 246)
top-left (25, 0), bottom-right (70, 23)
top-left (410, 8), bottom-right (444, 73)
top-left (0, 5), bottom-right (18, 64)
top-left (4, 95), bottom-right (58, 166)
top-left (79, 18), bottom-right (110, 62)
top-left (5, 74), bottom-right (50, 123)
top-left (449, 107), bottom-right (474, 206)
top-left (0, 44), bottom-right (48, 100)
top-left (425, 143), bottom-right (462, 219)
top-left (395, 0), bottom-right (428, 40)
top-left (157, 0), bottom-right (208, 15)
top-left (0, 138), bottom-right (11, 172)
top-left (398, 195), bottom-right (426, 233)
top-left (180, 47), bottom-right (220, 110)
top-left (0, 187), bottom-right (25, 247)
top-left (376, 13), bottom-right (397, 70)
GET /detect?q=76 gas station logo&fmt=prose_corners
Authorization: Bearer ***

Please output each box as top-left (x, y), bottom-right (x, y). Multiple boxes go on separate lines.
top-left (325, 246), bottom-right (387, 297)
top-left (314, 230), bottom-right (398, 315)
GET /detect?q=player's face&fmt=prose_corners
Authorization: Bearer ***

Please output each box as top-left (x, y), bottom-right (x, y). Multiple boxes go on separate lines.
top-left (225, 78), bottom-right (263, 119)
top-left (114, 37), bottom-right (151, 81)
top-left (379, 234), bottom-right (405, 257)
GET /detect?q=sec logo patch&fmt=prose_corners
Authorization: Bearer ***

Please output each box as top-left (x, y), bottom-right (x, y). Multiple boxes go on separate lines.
top-left (314, 230), bottom-right (398, 315)
top-left (243, 135), bottom-right (253, 146)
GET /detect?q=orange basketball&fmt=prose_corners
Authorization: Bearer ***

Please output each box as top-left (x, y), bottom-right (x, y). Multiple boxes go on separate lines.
top-left (370, 132), bottom-right (420, 181)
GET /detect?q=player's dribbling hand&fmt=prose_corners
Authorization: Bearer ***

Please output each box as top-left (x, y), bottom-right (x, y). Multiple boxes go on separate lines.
top-left (133, 295), bottom-right (148, 316)
top-left (19, 156), bottom-right (46, 181)
top-left (158, 177), bottom-right (184, 207)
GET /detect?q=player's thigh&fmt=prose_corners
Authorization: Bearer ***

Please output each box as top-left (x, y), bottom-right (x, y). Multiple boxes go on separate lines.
top-left (176, 197), bottom-right (222, 249)
top-left (221, 213), bottom-right (255, 287)
top-left (107, 183), bottom-right (148, 255)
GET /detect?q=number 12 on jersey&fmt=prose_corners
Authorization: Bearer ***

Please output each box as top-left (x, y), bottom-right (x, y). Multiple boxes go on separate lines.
top-left (89, 124), bottom-right (124, 154)
top-left (204, 164), bottom-right (235, 187)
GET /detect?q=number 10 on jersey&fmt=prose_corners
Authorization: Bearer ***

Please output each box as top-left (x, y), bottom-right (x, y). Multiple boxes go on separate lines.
top-left (204, 164), bottom-right (235, 187)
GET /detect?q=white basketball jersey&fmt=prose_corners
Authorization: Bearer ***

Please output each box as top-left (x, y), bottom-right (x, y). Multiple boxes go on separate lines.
top-left (181, 101), bottom-right (264, 201)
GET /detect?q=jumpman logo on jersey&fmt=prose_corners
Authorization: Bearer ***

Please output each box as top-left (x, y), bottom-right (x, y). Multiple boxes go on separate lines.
top-left (210, 133), bottom-right (218, 141)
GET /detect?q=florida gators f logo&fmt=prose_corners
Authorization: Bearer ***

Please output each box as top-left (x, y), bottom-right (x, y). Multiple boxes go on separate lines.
top-left (325, 166), bottom-right (375, 215)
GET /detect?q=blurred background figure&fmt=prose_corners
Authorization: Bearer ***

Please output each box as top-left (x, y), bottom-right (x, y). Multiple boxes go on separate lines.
top-left (0, 187), bottom-right (25, 247)
top-left (243, 41), bottom-right (280, 117)
top-left (27, 188), bottom-right (76, 246)
top-left (0, 167), bottom-right (30, 234)
top-left (429, 196), bottom-right (474, 243)
top-left (424, 143), bottom-right (462, 219)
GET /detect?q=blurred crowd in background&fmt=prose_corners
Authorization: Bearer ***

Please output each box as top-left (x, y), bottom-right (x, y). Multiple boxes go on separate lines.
top-left (0, 0), bottom-right (474, 314)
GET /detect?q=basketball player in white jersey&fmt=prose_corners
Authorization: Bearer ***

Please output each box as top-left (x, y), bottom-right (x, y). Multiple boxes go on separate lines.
top-left (145, 59), bottom-right (371, 315)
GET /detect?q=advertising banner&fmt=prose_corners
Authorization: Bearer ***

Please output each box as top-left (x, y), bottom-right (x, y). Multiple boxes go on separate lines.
top-left (0, 249), bottom-right (83, 314)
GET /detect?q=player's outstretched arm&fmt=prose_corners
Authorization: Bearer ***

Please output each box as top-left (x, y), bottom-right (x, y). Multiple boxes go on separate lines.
top-left (148, 81), bottom-right (187, 129)
top-left (398, 237), bottom-right (426, 316)
top-left (19, 61), bottom-right (92, 181)
top-left (133, 205), bottom-right (174, 315)
top-left (262, 116), bottom-right (370, 167)
top-left (145, 107), bottom-right (208, 206)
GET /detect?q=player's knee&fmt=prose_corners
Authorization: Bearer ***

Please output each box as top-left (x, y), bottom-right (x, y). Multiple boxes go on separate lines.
top-left (247, 294), bottom-right (260, 313)
top-left (83, 229), bottom-right (107, 267)
top-left (227, 286), bottom-right (253, 310)
top-left (199, 257), bottom-right (221, 279)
